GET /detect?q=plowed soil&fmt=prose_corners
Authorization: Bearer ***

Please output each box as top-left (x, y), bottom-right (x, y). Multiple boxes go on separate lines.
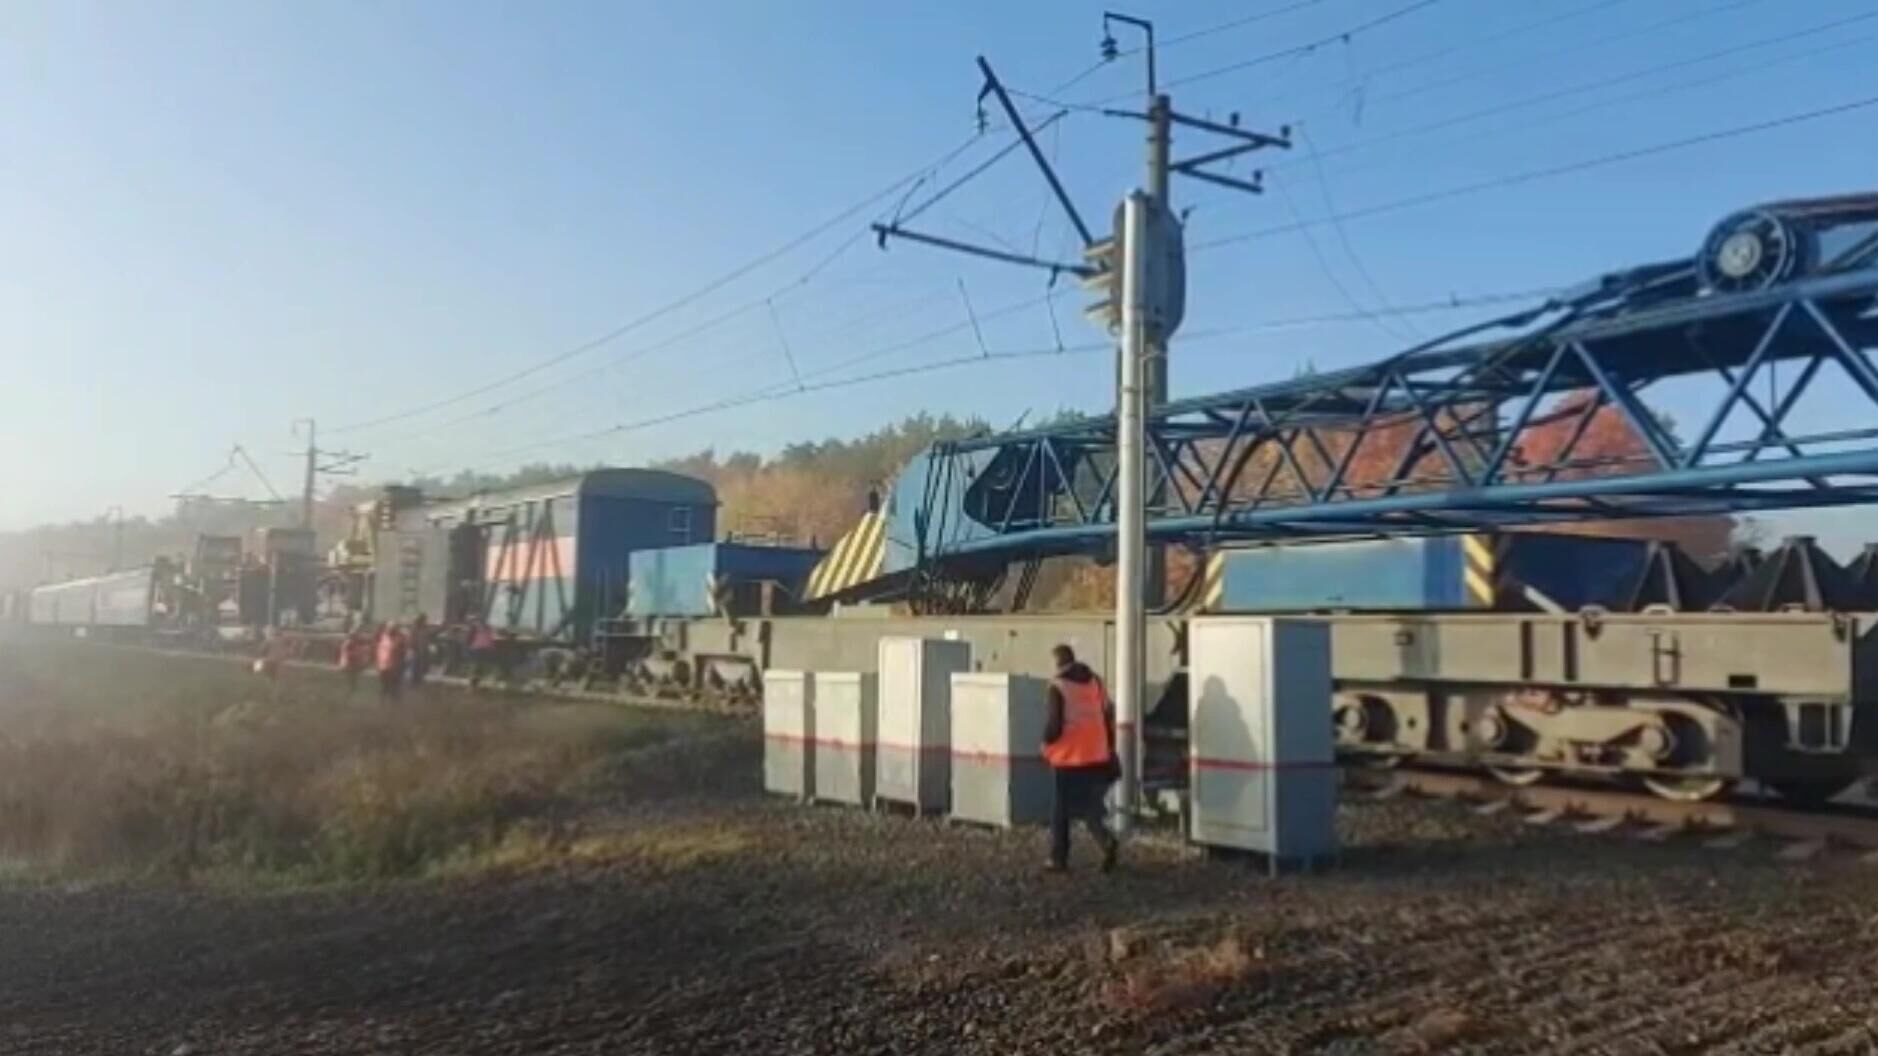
top-left (3, 687), bottom-right (1878, 1052)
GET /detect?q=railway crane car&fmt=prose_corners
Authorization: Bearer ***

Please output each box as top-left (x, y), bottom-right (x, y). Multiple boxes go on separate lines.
top-left (611, 194), bottom-right (1878, 804)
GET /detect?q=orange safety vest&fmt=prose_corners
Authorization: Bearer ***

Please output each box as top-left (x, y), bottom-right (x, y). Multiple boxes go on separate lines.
top-left (375, 632), bottom-right (406, 673)
top-left (1043, 676), bottom-right (1112, 768)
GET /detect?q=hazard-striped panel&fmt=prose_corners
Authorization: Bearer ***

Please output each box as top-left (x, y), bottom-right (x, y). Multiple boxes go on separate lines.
top-left (805, 513), bottom-right (887, 601)
top-left (1179, 551), bottom-right (1229, 614)
top-left (1199, 551), bottom-right (1225, 612)
top-left (1461, 534), bottom-right (1497, 608)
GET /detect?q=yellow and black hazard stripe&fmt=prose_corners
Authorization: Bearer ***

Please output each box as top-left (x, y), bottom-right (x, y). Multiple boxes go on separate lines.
top-left (1199, 551), bottom-right (1226, 613)
top-left (1176, 551), bottom-right (1229, 614)
top-left (806, 512), bottom-right (887, 601)
top-left (704, 572), bottom-right (731, 616)
top-left (1461, 534), bottom-right (1497, 608)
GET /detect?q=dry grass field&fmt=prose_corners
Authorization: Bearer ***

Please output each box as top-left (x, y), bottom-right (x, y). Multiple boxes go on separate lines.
top-left (0, 642), bottom-right (733, 884)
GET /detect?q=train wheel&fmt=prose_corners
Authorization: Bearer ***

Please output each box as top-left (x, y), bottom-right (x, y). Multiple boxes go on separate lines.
top-left (1766, 779), bottom-right (1853, 807)
top-left (1486, 765), bottom-right (1545, 787)
top-left (1641, 775), bottom-right (1733, 802)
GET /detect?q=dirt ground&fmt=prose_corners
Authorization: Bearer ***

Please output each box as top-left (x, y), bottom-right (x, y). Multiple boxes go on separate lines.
top-left (3, 663), bottom-right (1878, 1053)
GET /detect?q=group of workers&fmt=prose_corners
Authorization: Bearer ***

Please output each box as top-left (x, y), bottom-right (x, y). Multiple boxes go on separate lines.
top-left (338, 614), bottom-right (436, 701)
top-left (253, 612), bottom-right (503, 703)
top-left (338, 614), bottom-right (505, 700)
top-left (283, 625), bottom-right (1118, 869)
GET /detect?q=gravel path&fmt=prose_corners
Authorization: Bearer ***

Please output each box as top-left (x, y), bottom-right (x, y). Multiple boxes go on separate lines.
top-left (3, 725), bottom-right (1876, 1055)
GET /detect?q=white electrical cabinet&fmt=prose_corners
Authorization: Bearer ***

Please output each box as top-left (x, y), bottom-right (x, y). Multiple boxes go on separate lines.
top-left (762, 670), bottom-right (814, 801)
top-left (874, 637), bottom-right (972, 812)
top-left (1187, 617), bottom-right (1337, 870)
top-left (949, 673), bottom-right (1053, 828)
top-left (812, 672), bottom-right (877, 807)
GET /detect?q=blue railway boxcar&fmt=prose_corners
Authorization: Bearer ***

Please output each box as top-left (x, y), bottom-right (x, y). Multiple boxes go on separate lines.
top-left (628, 542), bottom-right (824, 619)
top-left (416, 468), bottom-right (717, 641)
top-left (1207, 532), bottom-right (1653, 613)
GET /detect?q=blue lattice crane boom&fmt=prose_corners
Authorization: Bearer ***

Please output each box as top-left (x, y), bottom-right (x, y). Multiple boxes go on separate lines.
top-left (807, 194), bottom-right (1878, 604)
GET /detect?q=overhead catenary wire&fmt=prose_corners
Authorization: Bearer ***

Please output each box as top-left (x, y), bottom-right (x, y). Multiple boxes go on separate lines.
top-left (1064, 0), bottom-right (1772, 149)
top-left (1157, 0), bottom-right (1330, 50)
top-left (232, 445), bottom-right (285, 503)
top-left (444, 4), bottom-right (1409, 463)
top-left (349, 104), bottom-right (1083, 447)
top-left (1367, 0), bottom-right (1773, 113)
top-left (1177, 19), bottom-right (1878, 231)
top-left (1272, 171), bottom-right (1416, 344)
top-left (1008, 0), bottom-right (1445, 114)
top-left (1261, 0), bottom-right (1637, 121)
top-left (393, 222), bottom-right (915, 441)
top-left (1075, 0), bottom-right (1446, 107)
top-left (1194, 93), bottom-right (1878, 253)
top-left (957, 279), bottom-right (992, 357)
top-left (1259, 6), bottom-right (1878, 180)
top-left (371, 3), bottom-right (1858, 481)
top-left (173, 450), bottom-right (239, 499)
top-left (766, 299), bottom-right (806, 392)
top-left (434, 285), bottom-right (1074, 465)
top-left (419, 283), bottom-right (1568, 474)
top-left (1166, 24), bottom-right (1878, 221)
top-left (325, 129), bottom-right (996, 438)
top-left (1294, 124), bottom-right (1421, 339)
top-left (892, 111), bottom-right (1066, 228)
top-left (1002, 0), bottom-right (1328, 114)
top-left (1364, 0), bottom-right (1637, 81)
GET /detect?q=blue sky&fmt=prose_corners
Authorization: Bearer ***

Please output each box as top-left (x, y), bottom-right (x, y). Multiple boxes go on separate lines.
top-left (2, 0), bottom-right (1875, 548)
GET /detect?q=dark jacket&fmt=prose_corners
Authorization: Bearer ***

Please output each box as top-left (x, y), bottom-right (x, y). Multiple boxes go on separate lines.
top-left (1044, 662), bottom-right (1118, 770)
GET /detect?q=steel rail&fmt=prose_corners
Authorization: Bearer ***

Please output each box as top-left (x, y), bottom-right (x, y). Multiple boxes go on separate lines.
top-left (1360, 767), bottom-right (1878, 856)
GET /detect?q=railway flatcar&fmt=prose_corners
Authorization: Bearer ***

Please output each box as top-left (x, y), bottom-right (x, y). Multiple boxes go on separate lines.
top-left (607, 528), bottom-right (1878, 804)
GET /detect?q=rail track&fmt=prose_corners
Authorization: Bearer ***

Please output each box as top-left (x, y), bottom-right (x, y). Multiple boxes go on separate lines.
top-left (1355, 766), bottom-right (1878, 862)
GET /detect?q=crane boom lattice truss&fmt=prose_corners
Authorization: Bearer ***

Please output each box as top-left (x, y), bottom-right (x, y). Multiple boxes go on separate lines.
top-left (902, 231), bottom-right (1878, 571)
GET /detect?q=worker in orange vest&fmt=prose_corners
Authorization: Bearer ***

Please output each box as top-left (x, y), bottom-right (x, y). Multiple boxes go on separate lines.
top-left (338, 629), bottom-right (372, 696)
top-left (466, 616), bottom-right (497, 689)
top-left (253, 627), bottom-right (288, 704)
top-left (375, 623), bottom-right (408, 704)
top-left (1041, 643), bottom-right (1120, 874)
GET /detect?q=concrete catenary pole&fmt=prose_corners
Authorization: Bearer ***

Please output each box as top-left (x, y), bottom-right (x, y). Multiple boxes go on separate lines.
top-left (298, 418), bottom-right (317, 530)
top-left (1114, 189), bottom-right (1150, 837)
top-left (1142, 92), bottom-right (1172, 608)
top-left (106, 506), bottom-right (124, 573)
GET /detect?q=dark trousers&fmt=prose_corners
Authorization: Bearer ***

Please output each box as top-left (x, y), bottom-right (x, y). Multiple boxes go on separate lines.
top-left (468, 651), bottom-right (494, 688)
top-left (1050, 765), bottom-right (1118, 867)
